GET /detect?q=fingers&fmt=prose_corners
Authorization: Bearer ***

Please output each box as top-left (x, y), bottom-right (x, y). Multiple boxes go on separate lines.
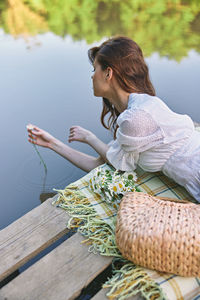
top-left (28, 134), bottom-right (37, 144)
top-left (27, 124), bottom-right (39, 145)
top-left (69, 125), bottom-right (84, 133)
top-left (28, 131), bottom-right (37, 143)
top-left (27, 123), bottom-right (37, 131)
top-left (69, 126), bottom-right (77, 135)
top-left (27, 123), bottom-right (50, 148)
top-left (68, 126), bottom-right (77, 142)
top-left (68, 132), bottom-right (75, 143)
top-left (69, 125), bottom-right (85, 133)
top-left (28, 138), bottom-right (37, 144)
top-left (68, 132), bottom-right (78, 143)
top-left (26, 124), bottom-right (42, 136)
top-left (26, 123), bottom-right (41, 131)
top-left (28, 132), bottom-right (36, 139)
top-left (68, 125), bottom-right (89, 143)
top-left (70, 125), bottom-right (80, 130)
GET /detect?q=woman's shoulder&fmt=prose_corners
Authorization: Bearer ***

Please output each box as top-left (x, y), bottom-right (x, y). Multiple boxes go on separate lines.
top-left (117, 93), bottom-right (161, 125)
top-left (117, 93), bottom-right (162, 132)
top-left (118, 92), bottom-right (194, 132)
top-left (128, 93), bottom-right (164, 111)
top-left (124, 93), bottom-right (195, 140)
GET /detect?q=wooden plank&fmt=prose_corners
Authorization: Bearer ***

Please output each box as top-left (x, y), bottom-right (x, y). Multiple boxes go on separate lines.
top-left (92, 289), bottom-right (108, 300)
top-left (0, 233), bottom-right (112, 300)
top-left (0, 196), bottom-right (70, 282)
top-left (92, 289), bottom-right (142, 300)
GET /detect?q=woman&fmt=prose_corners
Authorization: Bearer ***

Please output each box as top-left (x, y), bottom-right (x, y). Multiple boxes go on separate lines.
top-left (27, 36), bottom-right (200, 202)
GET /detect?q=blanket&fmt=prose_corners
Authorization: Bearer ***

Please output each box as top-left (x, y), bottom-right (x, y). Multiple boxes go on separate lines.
top-left (53, 162), bottom-right (200, 300)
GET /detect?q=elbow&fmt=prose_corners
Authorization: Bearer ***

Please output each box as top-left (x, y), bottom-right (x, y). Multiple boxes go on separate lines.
top-left (84, 156), bottom-right (105, 173)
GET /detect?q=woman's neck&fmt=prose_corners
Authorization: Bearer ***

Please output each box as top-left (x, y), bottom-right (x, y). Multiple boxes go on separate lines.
top-left (106, 88), bottom-right (130, 113)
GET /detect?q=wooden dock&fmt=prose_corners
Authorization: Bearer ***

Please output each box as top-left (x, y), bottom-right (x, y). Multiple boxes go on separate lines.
top-left (0, 195), bottom-right (141, 300)
top-left (1, 123), bottom-right (199, 299)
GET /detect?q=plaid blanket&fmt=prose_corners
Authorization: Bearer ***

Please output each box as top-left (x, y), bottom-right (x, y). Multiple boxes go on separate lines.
top-left (53, 126), bottom-right (200, 300)
top-left (53, 162), bottom-right (200, 300)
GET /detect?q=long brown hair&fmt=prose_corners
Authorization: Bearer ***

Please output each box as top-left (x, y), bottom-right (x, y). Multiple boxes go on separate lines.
top-left (88, 36), bottom-right (155, 138)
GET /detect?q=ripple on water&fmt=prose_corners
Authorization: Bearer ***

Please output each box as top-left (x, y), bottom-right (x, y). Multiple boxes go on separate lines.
top-left (16, 153), bottom-right (79, 194)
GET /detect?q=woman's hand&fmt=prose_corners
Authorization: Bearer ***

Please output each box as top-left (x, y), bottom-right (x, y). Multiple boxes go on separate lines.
top-left (68, 126), bottom-right (96, 144)
top-left (26, 124), bottom-right (106, 172)
top-left (27, 124), bottom-right (56, 149)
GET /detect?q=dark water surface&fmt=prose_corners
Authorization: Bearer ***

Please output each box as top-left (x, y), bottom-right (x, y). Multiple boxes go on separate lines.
top-left (1, 32), bottom-right (200, 229)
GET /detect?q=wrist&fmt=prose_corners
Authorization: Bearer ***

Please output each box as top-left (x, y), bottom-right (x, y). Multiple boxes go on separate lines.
top-left (49, 138), bottom-right (62, 151)
top-left (85, 133), bottom-right (97, 145)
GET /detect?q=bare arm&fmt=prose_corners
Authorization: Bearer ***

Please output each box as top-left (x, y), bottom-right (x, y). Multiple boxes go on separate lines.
top-left (27, 124), bottom-right (105, 172)
top-left (68, 126), bottom-right (109, 162)
top-left (50, 139), bottom-right (105, 172)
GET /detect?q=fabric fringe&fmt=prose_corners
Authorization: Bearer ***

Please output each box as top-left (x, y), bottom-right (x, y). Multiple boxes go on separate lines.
top-left (104, 258), bottom-right (166, 300)
top-left (53, 185), bottom-right (166, 300)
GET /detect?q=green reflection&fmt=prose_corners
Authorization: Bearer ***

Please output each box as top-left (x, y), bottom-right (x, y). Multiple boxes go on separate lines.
top-left (1, 0), bottom-right (200, 60)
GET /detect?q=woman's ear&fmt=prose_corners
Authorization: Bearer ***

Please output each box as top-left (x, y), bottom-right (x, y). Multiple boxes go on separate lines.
top-left (106, 67), bottom-right (113, 81)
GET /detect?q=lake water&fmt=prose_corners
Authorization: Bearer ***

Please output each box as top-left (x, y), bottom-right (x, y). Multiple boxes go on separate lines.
top-left (1, 1), bottom-right (200, 229)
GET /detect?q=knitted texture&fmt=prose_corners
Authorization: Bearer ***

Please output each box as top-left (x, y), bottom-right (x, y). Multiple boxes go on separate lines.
top-left (116, 192), bottom-right (200, 277)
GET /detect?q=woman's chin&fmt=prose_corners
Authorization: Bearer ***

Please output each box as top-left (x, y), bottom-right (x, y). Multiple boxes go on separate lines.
top-left (93, 90), bottom-right (99, 97)
top-left (93, 90), bottom-right (103, 97)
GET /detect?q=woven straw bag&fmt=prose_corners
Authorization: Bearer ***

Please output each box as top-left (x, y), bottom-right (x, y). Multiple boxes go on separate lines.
top-left (116, 192), bottom-right (200, 277)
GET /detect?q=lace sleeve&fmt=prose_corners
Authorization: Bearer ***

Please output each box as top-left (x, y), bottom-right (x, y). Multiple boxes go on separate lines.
top-left (116, 109), bottom-right (163, 152)
top-left (106, 109), bottom-right (163, 171)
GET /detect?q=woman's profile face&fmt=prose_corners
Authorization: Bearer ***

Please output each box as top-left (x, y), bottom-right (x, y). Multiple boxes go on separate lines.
top-left (91, 59), bottom-right (108, 97)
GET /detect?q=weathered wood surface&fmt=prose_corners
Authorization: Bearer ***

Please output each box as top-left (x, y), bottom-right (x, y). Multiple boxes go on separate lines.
top-left (0, 196), bottom-right (69, 282)
top-left (0, 233), bottom-right (112, 300)
top-left (91, 290), bottom-right (110, 300)
top-left (0, 194), bottom-right (141, 299)
top-left (92, 289), bottom-right (143, 300)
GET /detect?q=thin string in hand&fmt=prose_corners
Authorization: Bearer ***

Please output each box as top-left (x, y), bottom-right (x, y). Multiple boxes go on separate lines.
top-left (32, 141), bottom-right (47, 175)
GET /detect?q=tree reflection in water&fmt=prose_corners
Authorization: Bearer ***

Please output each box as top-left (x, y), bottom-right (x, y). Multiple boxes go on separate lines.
top-left (0, 0), bottom-right (199, 60)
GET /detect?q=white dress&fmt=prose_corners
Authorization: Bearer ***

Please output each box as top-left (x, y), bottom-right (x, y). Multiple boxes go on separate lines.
top-left (106, 93), bottom-right (200, 202)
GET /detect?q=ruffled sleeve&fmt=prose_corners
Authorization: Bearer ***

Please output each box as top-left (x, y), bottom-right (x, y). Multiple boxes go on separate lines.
top-left (106, 109), bottom-right (163, 171)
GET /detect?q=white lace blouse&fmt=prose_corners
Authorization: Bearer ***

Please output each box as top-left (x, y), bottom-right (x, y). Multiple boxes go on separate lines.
top-left (106, 93), bottom-right (200, 202)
